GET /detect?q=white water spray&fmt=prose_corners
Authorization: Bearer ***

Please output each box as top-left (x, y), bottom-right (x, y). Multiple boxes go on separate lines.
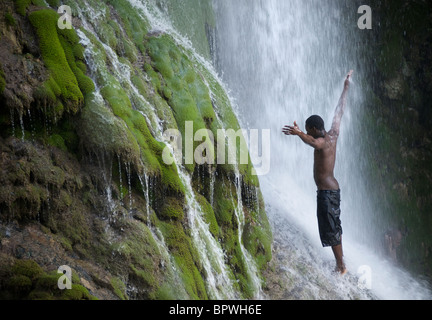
top-left (213, 0), bottom-right (432, 300)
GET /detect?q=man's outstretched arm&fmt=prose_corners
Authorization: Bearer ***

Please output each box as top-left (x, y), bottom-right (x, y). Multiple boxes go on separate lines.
top-left (330, 70), bottom-right (353, 137)
top-left (282, 122), bottom-right (325, 150)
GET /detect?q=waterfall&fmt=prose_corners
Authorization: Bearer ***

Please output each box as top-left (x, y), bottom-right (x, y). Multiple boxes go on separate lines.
top-left (213, 0), bottom-right (432, 299)
top-left (69, 0), bottom-right (263, 299)
top-left (125, 0), bottom-right (265, 298)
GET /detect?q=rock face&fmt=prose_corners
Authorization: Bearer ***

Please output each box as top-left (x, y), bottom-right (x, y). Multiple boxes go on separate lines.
top-left (361, 0), bottom-right (432, 281)
top-left (0, 0), bottom-right (272, 300)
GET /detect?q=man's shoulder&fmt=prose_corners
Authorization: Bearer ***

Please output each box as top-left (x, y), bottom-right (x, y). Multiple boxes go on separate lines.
top-left (326, 130), bottom-right (340, 141)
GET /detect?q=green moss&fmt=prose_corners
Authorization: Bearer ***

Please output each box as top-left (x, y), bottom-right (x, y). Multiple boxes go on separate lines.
top-left (33, 76), bottom-right (60, 110)
top-left (121, 37), bottom-right (138, 63)
top-left (10, 260), bottom-right (43, 280)
top-left (144, 63), bottom-right (162, 93)
top-left (154, 282), bottom-right (178, 300)
top-left (33, 271), bottom-right (60, 293)
top-left (104, 0), bottom-right (150, 53)
top-left (131, 72), bottom-right (178, 131)
top-left (28, 290), bottom-right (55, 300)
top-left (109, 222), bottom-right (174, 299)
top-left (98, 21), bottom-right (118, 50)
top-left (110, 277), bottom-right (128, 300)
top-left (5, 12), bottom-right (16, 27)
top-left (46, 0), bottom-right (60, 7)
top-left (58, 31), bottom-right (95, 96)
top-left (196, 193), bottom-right (219, 237)
top-left (159, 197), bottom-right (184, 220)
top-left (243, 221), bottom-right (272, 271)
top-left (14, 0), bottom-right (31, 16)
top-left (153, 0), bottom-right (215, 60)
top-left (58, 206), bottom-right (91, 248)
top-left (34, 271), bottom-right (96, 300)
top-left (7, 275), bottom-right (33, 292)
top-left (130, 264), bottom-right (157, 288)
top-left (79, 92), bottom-right (141, 165)
top-left (144, 33), bottom-right (259, 185)
top-left (47, 134), bottom-right (67, 151)
top-left (97, 69), bottom-right (185, 194)
top-left (32, 0), bottom-right (46, 6)
top-left (12, 0), bottom-right (47, 16)
top-left (145, 35), bottom-right (219, 173)
top-left (156, 219), bottom-right (208, 300)
top-left (29, 9), bottom-right (90, 114)
top-left (160, 161), bottom-right (186, 195)
top-left (63, 284), bottom-right (96, 300)
top-left (2, 259), bottom-right (96, 300)
top-left (2, 0), bottom-right (271, 301)
top-left (216, 226), bottom-right (252, 297)
top-left (212, 175), bottom-right (235, 227)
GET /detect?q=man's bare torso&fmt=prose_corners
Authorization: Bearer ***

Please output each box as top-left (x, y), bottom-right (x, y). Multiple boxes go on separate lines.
top-left (283, 70), bottom-right (353, 191)
top-left (313, 131), bottom-right (339, 191)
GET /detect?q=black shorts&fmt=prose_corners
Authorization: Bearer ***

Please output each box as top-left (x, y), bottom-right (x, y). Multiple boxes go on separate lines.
top-left (317, 190), bottom-right (342, 247)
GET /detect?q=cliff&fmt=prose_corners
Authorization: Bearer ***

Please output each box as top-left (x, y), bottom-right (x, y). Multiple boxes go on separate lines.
top-left (0, 0), bottom-right (272, 300)
top-left (359, 0), bottom-right (432, 281)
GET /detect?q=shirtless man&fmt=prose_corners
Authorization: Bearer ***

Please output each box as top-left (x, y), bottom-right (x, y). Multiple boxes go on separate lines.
top-left (282, 70), bottom-right (353, 275)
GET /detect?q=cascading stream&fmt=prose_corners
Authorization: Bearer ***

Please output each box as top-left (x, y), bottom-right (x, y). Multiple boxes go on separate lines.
top-left (213, 0), bottom-right (432, 299)
top-left (126, 0), bottom-right (265, 299)
top-left (72, 0), bottom-right (259, 299)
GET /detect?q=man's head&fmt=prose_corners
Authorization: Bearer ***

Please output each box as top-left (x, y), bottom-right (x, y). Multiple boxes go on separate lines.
top-left (306, 115), bottom-right (325, 138)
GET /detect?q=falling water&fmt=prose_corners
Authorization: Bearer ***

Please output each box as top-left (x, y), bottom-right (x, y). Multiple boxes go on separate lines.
top-left (126, 0), bottom-right (266, 299)
top-left (19, 113), bottom-right (25, 142)
top-left (213, 0), bottom-right (432, 299)
top-left (138, 172), bottom-right (151, 222)
top-left (72, 0), bottom-right (253, 299)
top-left (117, 155), bottom-right (124, 205)
top-left (94, 149), bottom-right (116, 215)
top-left (10, 109), bottom-right (15, 138)
top-left (27, 109), bottom-right (35, 142)
top-left (124, 161), bottom-right (133, 216)
top-left (231, 174), bottom-right (262, 297)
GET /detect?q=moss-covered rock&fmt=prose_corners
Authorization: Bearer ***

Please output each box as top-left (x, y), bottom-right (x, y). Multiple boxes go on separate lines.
top-left (196, 193), bottom-right (219, 237)
top-left (79, 92), bottom-right (142, 166)
top-left (0, 64), bottom-right (6, 95)
top-left (361, 0), bottom-right (432, 282)
top-left (29, 9), bottom-right (90, 114)
top-left (0, 0), bottom-right (273, 301)
top-left (155, 218), bottom-right (208, 300)
top-left (158, 196), bottom-right (184, 221)
top-left (0, 258), bottom-right (97, 300)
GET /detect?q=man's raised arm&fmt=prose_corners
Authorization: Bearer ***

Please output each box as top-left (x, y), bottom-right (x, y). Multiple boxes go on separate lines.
top-left (330, 70), bottom-right (353, 137)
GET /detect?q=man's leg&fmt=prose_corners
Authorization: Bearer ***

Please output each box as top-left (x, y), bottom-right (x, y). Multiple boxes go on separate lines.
top-left (332, 240), bottom-right (347, 275)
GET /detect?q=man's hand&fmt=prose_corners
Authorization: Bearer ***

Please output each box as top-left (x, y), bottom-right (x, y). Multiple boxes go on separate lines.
top-left (283, 121), bottom-right (325, 149)
top-left (331, 70), bottom-right (354, 137)
top-left (344, 70), bottom-right (353, 88)
top-left (282, 121), bottom-right (302, 136)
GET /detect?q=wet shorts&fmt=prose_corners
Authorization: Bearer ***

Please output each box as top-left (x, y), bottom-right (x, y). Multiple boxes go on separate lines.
top-left (317, 190), bottom-right (342, 247)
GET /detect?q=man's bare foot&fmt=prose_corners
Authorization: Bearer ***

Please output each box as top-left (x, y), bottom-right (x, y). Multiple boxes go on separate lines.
top-left (335, 266), bottom-right (348, 276)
